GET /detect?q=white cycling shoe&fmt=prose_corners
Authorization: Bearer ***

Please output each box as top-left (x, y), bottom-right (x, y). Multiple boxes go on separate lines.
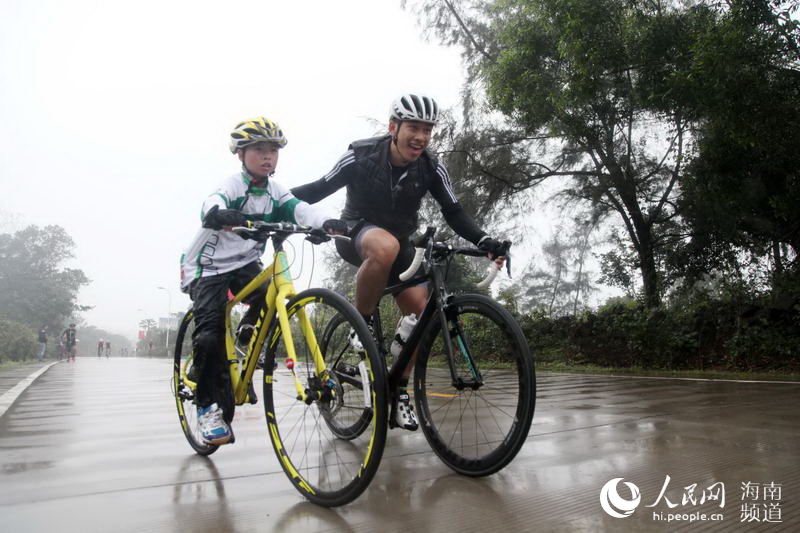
top-left (391, 391), bottom-right (418, 431)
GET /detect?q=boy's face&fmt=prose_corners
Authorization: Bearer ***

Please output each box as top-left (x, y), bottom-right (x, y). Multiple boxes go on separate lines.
top-left (389, 119), bottom-right (434, 165)
top-left (239, 141), bottom-right (280, 181)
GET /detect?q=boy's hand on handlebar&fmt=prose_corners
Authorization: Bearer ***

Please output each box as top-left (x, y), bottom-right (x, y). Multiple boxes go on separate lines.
top-left (203, 205), bottom-right (246, 231)
top-left (322, 219), bottom-right (348, 235)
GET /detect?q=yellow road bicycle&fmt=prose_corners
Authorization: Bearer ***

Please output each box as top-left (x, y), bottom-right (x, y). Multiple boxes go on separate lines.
top-left (172, 221), bottom-right (387, 507)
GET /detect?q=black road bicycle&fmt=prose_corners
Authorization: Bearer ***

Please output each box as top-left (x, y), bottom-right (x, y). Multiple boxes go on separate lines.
top-left (322, 227), bottom-right (536, 477)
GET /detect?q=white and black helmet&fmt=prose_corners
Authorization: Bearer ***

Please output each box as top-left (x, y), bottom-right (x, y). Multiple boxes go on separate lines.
top-left (390, 93), bottom-right (439, 125)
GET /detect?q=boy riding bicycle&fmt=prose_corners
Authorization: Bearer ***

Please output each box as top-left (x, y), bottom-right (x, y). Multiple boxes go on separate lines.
top-left (292, 94), bottom-right (507, 431)
top-left (179, 117), bottom-right (346, 446)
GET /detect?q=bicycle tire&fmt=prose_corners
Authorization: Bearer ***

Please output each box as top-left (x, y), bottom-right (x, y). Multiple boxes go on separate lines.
top-left (263, 288), bottom-right (387, 507)
top-left (414, 294), bottom-right (535, 476)
top-left (172, 309), bottom-right (218, 456)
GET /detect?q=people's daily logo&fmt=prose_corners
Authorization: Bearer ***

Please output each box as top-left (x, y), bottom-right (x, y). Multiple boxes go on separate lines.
top-left (600, 478), bottom-right (641, 518)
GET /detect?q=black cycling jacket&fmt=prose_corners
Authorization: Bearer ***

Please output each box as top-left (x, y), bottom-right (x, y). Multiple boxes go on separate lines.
top-left (291, 135), bottom-right (486, 242)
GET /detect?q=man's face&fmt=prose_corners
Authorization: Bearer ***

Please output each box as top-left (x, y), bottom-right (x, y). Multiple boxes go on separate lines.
top-left (390, 120), bottom-right (434, 164)
top-left (238, 141), bottom-right (280, 180)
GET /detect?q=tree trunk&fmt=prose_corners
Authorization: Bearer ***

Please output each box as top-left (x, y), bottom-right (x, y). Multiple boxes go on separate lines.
top-left (772, 241), bottom-right (783, 273)
top-left (639, 245), bottom-right (661, 309)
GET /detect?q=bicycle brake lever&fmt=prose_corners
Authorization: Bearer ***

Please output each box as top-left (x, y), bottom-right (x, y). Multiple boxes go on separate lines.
top-left (502, 240), bottom-right (512, 277)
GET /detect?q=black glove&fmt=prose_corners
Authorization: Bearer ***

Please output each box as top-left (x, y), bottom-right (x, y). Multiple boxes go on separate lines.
top-left (306, 228), bottom-right (331, 245)
top-left (322, 219), bottom-right (348, 235)
top-left (202, 205), bottom-right (246, 230)
top-left (478, 237), bottom-right (508, 259)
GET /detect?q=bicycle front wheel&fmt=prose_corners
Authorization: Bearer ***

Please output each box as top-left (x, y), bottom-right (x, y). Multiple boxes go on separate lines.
top-left (263, 288), bottom-right (387, 507)
top-left (172, 309), bottom-right (218, 456)
top-left (414, 294), bottom-right (535, 476)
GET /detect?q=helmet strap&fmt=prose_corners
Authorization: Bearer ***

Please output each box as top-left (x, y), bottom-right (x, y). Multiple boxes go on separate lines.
top-left (391, 120), bottom-right (402, 146)
top-left (241, 164), bottom-right (273, 186)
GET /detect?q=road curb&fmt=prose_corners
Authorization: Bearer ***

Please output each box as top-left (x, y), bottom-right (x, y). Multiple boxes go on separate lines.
top-left (0, 361), bottom-right (59, 418)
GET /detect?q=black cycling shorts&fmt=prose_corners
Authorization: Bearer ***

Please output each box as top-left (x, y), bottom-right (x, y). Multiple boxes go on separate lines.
top-left (334, 223), bottom-right (425, 290)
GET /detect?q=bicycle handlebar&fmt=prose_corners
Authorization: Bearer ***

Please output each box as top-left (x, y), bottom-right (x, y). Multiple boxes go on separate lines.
top-left (231, 221), bottom-right (350, 243)
top-left (398, 247), bottom-right (425, 282)
top-left (397, 227), bottom-right (510, 288)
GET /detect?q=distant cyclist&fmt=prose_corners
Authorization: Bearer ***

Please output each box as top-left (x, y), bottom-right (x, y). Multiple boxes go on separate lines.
top-left (292, 94), bottom-right (507, 431)
top-left (178, 117), bottom-right (346, 446)
top-left (37, 325), bottom-right (48, 360)
top-left (61, 324), bottom-right (77, 362)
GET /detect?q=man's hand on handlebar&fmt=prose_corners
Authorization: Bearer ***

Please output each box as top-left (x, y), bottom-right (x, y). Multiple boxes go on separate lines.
top-left (306, 219), bottom-right (348, 244)
top-left (478, 236), bottom-right (510, 266)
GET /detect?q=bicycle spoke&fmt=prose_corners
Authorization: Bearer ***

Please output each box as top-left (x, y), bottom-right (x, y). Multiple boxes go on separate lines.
top-left (415, 295), bottom-right (535, 476)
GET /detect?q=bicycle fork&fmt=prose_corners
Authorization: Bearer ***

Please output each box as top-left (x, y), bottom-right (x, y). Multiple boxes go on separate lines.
top-left (441, 302), bottom-right (484, 391)
top-left (275, 292), bottom-right (337, 405)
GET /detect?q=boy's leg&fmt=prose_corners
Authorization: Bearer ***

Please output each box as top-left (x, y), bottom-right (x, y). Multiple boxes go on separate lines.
top-left (230, 262), bottom-right (268, 345)
top-left (190, 275), bottom-right (234, 421)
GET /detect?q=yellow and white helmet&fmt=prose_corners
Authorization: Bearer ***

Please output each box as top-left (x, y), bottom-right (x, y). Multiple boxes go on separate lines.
top-left (229, 117), bottom-right (288, 153)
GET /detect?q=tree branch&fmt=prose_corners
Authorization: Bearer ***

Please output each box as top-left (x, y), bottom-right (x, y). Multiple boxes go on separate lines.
top-left (441, 0), bottom-right (492, 61)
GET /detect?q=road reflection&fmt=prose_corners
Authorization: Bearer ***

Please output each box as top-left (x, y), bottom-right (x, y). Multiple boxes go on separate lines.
top-left (172, 455), bottom-right (233, 533)
top-left (272, 501), bottom-right (354, 532)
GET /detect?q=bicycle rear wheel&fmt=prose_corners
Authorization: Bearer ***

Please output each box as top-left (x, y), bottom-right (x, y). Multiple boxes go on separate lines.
top-left (414, 294), bottom-right (535, 476)
top-left (319, 313), bottom-right (376, 440)
top-left (172, 309), bottom-right (218, 456)
top-left (263, 288), bottom-right (387, 507)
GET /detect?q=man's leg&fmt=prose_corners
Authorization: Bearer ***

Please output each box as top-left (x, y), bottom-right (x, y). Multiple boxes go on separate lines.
top-left (394, 286), bottom-right (427, 378)
top-left (354, 228), bottom-right (400, 317)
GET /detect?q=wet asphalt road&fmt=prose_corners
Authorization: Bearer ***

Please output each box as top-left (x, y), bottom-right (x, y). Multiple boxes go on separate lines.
top-left (0, 357), bottom-right (798, 532)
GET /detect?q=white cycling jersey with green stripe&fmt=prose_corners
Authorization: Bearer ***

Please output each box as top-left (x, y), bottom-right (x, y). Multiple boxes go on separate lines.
top-left (180, 172), bottom-right (332, 292)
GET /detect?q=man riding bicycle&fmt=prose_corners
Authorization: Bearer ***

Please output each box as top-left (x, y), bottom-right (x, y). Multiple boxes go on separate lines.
top-left (292, 93), bottom-right (507, 431)
top-left (60, 324), bottom-right (77, 362)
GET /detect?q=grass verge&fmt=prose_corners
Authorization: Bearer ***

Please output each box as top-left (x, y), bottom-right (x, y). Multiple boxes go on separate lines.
top-left (536, 361), bottom-right (800, 382)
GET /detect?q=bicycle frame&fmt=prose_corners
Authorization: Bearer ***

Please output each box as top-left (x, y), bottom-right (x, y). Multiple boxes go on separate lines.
top-left (379, 245), bottom-right (483, 392)
top-left (217, 237), bottom-right (328, 405)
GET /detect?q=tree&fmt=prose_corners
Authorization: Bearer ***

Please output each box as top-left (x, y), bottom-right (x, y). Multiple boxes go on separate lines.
top-left (680, 0), bottom-right (800, 274)
top-left (507, 220), bottom-right (599, 315)
top-left (0, 225), bottom-right (90, 329)
top-left (568, 216), bottom-right (601, 314)
top-left (408, 0), bottom-right (726, 307)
